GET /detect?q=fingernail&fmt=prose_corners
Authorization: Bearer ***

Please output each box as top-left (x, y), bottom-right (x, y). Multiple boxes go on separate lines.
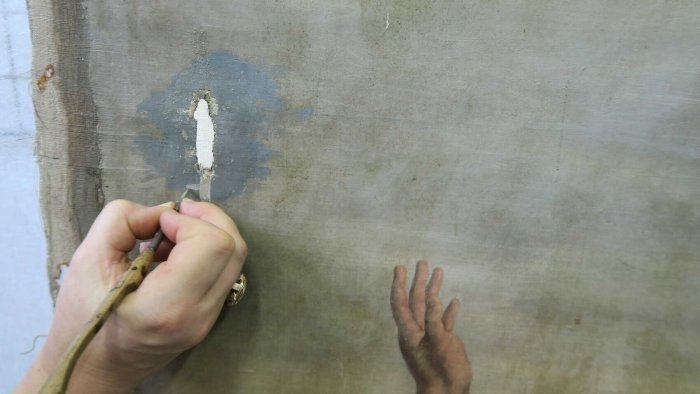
top-left (159, 201), bottom-right (175, 208)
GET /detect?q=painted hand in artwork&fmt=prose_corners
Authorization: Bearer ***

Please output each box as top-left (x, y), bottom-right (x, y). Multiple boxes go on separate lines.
top-left (391, 261), bottom-right (472, 394)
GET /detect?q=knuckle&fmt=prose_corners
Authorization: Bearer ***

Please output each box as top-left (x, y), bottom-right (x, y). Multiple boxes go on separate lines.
top-left (136, 317), bottom-right (177, 347)
top-left (142, 306), bottom-right (185, 335)
top-left (187, 321), bottom-right (212, 347)
top-left (105, 199), bottom-right (133, 213)
top-left (200, 201), bottom-right (223, 214)
top-left (237, 238), bottom-right (248, 259)
top-left (202, 227), bottom-right (236, 256)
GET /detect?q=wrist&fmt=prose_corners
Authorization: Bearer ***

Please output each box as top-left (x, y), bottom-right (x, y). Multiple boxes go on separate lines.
top-left (67, 360), bottom-right (140, 394)
top-left (67, 335), bottom-right (155, 393)
top-left (16, 334), bottom-right (143, 394)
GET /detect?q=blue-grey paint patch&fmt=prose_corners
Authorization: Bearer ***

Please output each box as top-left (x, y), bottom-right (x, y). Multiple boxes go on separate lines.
top-left (295, 107), bottom-right (314, 121)
top-left (136, 50), bottom-right (283, 200)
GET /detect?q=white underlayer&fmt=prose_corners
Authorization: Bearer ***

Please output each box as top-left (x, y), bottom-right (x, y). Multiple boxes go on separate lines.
top-left (194, 99), bottom-right (215, 170)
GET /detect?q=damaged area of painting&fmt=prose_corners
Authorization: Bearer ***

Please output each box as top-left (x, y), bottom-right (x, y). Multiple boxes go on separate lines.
top-left (192, 93), bottom-right (216, 200)
top-left (135, 50), bottom-right (284, 200)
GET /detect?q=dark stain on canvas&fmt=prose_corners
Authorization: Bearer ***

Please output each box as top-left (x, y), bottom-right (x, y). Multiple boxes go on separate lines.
top-left (136, 50), bottom-right (310, 200)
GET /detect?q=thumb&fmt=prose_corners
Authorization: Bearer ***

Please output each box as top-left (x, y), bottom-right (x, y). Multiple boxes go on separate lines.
top-left (83, 200), bottom-right (174, 254)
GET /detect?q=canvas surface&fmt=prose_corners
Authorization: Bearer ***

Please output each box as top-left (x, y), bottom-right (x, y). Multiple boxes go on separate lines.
top-left (29, 1), bottom-right (700, 392)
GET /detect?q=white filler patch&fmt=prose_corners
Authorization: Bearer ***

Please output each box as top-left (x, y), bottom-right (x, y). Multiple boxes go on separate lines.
top-left (194, 98), bottom-right (215, 170)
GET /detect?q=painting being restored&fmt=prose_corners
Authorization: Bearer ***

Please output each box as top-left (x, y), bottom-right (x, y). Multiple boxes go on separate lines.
top-left (29, 0), bottom-right (700, 392)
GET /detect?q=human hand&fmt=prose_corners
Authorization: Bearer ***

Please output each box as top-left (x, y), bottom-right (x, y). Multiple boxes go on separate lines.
top-left (16, 199), bottom-right (247, 393)
top-left (391, 261), bottom-right (472, 394)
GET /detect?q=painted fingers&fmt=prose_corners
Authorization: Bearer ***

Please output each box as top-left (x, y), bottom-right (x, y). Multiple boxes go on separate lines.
top-left (391, 265), bottom-right (421, 339)
top-left (409, 261), bottom-right (429, 330)
top-left (392, 261), bottom-right (460, 341)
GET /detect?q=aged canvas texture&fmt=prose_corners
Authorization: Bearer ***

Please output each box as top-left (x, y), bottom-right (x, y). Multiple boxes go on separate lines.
top-left (29, 1), bottom-right (700, 392)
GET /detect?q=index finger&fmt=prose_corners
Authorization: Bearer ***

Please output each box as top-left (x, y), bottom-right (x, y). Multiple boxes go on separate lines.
top-left (179, 199), bottom-right (240, 239)
top-left (391, 265), bottom-right (421, 337)
top-left (409, 260), bottom-right (429, 329)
